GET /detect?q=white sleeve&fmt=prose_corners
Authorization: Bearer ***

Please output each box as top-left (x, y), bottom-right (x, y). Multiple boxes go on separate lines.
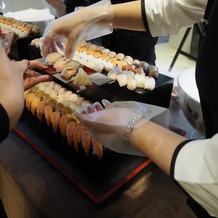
top-left (171, 134), bottom-right (218, 217)
top-left (143, 0), bottom-right (207, 36)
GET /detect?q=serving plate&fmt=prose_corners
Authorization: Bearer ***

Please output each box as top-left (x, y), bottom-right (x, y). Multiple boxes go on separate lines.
top-left (4, 8), bottom-right (55, 22)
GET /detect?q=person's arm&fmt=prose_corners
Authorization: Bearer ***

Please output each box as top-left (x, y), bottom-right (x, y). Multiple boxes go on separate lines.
top-left (131, 121), bottom-right (218, 216)
top-left (42, 0), bottom-right (67, 17)
top-left (130, 120), bottom-right (187, 175)
top-left (0, 49), bottom-right (28, 130)
top-left (130, 115), bottom-right (218, 216)
top-left (41, 0), bottom-right (207, 58)
top-left (112, 0), bottom-right (207, 35)
top-left (75, 100), bottom-right (217, 216)
top-left (0, 49), bottom-right (50, 134)
top-left (112, 1), bottom-right (145, 31)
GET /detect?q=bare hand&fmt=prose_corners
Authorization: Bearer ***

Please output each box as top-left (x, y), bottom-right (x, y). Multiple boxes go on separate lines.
top-left (23, 69), bottom-right (51, 91)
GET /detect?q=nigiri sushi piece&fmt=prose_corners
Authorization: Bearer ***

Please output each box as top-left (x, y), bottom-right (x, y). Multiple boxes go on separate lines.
top-left (144, 76), bottom-right (156, 90)
top-left (127, 77), bottom-right (137, 90)
top-left (104, 61), bottom-right (114, 72)
top-left (107, 70), bottom-right (117, 80)
top-left (116, 73), bottom-right (128, 87)
top-left (45, 52), bottom-right (63, 65)
top-left (53, 57), bottom-right (69, 72)
top-left (135, 73), bottom-right (146, 88)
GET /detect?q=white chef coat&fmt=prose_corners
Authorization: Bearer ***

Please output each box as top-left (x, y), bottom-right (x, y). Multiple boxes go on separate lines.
top-left (171, 134), bottom-right (218, 217)
top-left (143, 0), bottom-right (208, 36)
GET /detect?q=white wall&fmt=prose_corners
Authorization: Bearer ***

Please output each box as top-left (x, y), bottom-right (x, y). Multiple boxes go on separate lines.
top-left (0, 0), bottom-right (45, 13)
top-left (168, 26), bottom-right (194, 53)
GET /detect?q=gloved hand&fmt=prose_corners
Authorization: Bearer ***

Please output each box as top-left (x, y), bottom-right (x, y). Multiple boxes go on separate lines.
top-left (41, 0), bottom-right (113, 59)
top-left (75, 101), bottom-right (169, 156)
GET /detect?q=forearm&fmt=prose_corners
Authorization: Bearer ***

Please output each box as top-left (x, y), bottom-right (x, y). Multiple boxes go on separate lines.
top-left (112, 1), bottom-right (145, 31)
top-left (0, 81), bottom-right (24, 129)
top-left (0, 52), bottom-right (25, 129)
top-left (130, 121), bottom-right (187, 175)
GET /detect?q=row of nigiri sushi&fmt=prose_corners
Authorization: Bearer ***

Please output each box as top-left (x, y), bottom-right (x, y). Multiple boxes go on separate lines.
top-left (108, 66), bottom-right (156, 91)
top-left (24, 82), bottom-right (104, 160)
top-left (73, 41), bottom-right (143, 72)
top-left (45, 52), bottom-right (93, 89)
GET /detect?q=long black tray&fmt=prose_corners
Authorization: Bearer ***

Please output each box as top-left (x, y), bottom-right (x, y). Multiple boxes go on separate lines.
top-left (14, 110), bottom-right (153, 204)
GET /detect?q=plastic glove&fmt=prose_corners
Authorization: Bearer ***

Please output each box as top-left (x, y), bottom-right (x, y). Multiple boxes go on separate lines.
top-left (75, 101), bottom-right (169, 156)
top-left (41, 0), bottom-right (113, 59)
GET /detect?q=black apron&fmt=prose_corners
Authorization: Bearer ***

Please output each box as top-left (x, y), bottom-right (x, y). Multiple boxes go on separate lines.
top-left (187, 1), bottom-right (218, 217)
top-left (196, 0), bottom-right (218, 138)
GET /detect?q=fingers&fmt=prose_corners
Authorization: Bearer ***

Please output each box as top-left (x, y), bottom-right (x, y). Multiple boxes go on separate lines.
top-left (23, 74), bottom-right (51, 91)
top-left (28, 60), bottom-right (48, 70)
top-left (74, 112), bottom-right (95, 129)
top-left (93, 102), bottom-right (104, 111)
top-left (64, 32), bottom-right (77, 59)
top-left (102, 99), bottom-right (111, 108)
top-left (40, 31), bottom-right (54, 58)
top-left (13, 60), bottom-right (29, 76)
top-left (79, 99), bottom-right (110, 114)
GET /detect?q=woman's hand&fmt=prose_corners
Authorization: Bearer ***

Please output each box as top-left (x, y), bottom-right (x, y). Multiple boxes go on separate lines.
top-left (75, 101), bottom-right (168, 156)
top-left (23, 60), bottom-right (51, 91)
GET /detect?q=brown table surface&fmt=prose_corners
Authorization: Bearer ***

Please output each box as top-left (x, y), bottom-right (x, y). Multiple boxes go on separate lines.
top-left (0, 93), bottom-right (197, 218)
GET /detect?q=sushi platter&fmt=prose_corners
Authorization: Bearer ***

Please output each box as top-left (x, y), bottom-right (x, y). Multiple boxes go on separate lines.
top-left (13, 40), bottom-right (174, 203)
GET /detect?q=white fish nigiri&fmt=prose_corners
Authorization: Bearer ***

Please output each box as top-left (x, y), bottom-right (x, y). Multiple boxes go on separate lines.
top-left (135, 73), bottom-right (146, 88)
top-left (116, 73), bottom-right (128, 87)
top-left (127, 77), bottom-right (136, 90)
top-left (144, 76), bottom-right (156, 90)
top-left (107, 70), bottom-right (117, 80)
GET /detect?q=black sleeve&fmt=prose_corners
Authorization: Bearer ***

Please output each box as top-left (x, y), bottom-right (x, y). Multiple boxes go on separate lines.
top-left (141, 0), bottom-right (152, 37)
top-left (0, 104), bottom-right (10, 143)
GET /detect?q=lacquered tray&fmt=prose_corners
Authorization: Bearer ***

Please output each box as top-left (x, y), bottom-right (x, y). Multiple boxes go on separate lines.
top-left (14, 110), bottom-right (153, 204)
